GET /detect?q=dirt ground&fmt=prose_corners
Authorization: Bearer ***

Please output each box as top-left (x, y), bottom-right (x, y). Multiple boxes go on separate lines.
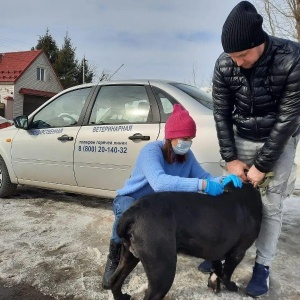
top-left (0, 278), bottom-right (55, 300)
top-left (0, 186), bottom-right (300, 300)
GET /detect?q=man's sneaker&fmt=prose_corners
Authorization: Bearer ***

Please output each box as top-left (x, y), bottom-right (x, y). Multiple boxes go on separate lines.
top-left (198, 260), bottom-right (212, 273)
top-left (246, 262), bottom-right (269, 297)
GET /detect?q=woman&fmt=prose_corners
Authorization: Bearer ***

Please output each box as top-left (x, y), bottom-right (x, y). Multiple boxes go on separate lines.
top-left (102, 104), bottom-right (241, 289)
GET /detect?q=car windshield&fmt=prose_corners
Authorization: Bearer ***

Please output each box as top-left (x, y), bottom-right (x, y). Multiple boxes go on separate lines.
top-left (170, 83), bottom-right (213, 110)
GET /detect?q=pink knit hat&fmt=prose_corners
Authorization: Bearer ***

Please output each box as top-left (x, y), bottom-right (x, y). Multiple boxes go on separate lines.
top-left (165, 104), bottom-right (196, 139)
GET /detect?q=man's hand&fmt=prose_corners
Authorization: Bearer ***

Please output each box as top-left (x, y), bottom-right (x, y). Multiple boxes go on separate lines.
top-left (247, 165), bottom-right (266, 188)
top-left (226, 160), bottom-right (249, 182)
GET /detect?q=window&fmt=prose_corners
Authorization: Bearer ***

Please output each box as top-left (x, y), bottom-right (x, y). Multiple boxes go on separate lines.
top-left (151, 87), bottom-right (177, 122)
top-left (37, 67), bottom-right (45, 81)
top-left (169, 83), bottom-right (213, 110)
top-left (31, 87), bottom-right (92, 129)
top-left (89, 85), bottom-right (152, 125)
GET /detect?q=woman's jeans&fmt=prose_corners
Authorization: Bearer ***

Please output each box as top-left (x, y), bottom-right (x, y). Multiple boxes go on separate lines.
top-left (111, 195), bottom-right (136, 244)
top-left (235, 134), bottom-right (299, 266)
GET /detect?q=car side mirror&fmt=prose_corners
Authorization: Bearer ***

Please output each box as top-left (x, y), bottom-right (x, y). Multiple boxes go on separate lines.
top-left (13, 115), bottom-right (29, 129)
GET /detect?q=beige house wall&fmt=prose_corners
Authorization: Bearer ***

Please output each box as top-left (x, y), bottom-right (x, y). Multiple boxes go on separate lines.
top-left (13, 53), bottom-right (62, 117)
top-left (0, 84), bottom-right (14, 119)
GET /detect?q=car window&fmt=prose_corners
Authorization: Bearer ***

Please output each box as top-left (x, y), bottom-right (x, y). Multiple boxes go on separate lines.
top-left (31, 87), bottom-right (92, 129)
top-left (88, 85), bottom-right (152, 124)
top-left (151, 87), bottom-right (177, 122)
top-left (169, 82), bottom-right (213, 110)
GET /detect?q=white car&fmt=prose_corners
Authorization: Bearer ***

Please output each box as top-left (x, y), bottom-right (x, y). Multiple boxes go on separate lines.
top-left (0, 80), bottom-right (224, 198)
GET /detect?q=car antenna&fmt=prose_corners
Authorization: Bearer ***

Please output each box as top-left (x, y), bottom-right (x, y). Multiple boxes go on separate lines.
top-left (108, 64), bottom-right (124, 80)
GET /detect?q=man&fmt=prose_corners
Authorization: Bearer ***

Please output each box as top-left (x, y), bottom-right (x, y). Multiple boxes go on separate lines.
top-left (198, 1), bottom-right (300, 297)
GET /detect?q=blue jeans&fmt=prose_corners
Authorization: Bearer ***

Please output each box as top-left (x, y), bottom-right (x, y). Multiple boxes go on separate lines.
top-left (235, 134), bottom-right (299, 266)
top-left (111, 195), bottom-right (136, 243)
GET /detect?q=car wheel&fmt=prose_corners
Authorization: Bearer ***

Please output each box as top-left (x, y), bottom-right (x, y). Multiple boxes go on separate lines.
top-left (0, 156), bottom-right (17, 197)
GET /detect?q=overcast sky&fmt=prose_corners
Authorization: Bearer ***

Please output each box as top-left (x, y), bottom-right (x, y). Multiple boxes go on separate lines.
top-left (0, 0), bottom-right (244, 85)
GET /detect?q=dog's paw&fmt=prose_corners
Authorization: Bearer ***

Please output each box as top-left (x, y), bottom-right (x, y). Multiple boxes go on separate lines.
top-left (120, 293), bottom-right (131, 300)
top-left (208, 272), bottom-right (221, 293)
top-left (224, 281), bottom-right (239, 292)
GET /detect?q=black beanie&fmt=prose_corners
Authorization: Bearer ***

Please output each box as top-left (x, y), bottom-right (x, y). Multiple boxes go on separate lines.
top-left (221, 1), bottom-right (266, 53)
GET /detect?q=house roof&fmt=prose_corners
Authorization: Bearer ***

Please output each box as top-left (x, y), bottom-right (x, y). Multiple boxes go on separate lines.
top-left (0, 50), bottom-right (43, 82)
top-left (19, 88), bottom-right (56, 98)
top-left (3, 96), bottom-right (14, 101)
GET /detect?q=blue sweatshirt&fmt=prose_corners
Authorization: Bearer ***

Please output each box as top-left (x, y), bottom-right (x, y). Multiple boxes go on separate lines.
top-left (117, 140), bottom-right (222, 199)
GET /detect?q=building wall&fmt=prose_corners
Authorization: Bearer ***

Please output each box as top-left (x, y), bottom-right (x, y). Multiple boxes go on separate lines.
top-left (13, 53), bottom-right (62, 117)
top-left (5, 99), bottom-right (14, 119)
top-left (0, 84), bottom-right (14, 119)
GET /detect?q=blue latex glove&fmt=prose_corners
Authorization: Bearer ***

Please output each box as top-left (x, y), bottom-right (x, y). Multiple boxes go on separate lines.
top-left (222, 174), bottom-right (243, 188)
top-left (204, 180), bottom-right (224, 196)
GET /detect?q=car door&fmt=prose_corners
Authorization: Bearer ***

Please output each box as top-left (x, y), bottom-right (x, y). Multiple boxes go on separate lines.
top-left (74, 84), bottom-right (160, 191)
top-left (11, 87), bottom-right (92, 185)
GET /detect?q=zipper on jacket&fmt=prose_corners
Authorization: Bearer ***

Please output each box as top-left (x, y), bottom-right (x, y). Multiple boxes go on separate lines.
top-left (240, 68), bottom-right (259, 138)
top-left (248, 77), bottom-right (254, 115)
top-left (249, 74), bottom-right (259, 138)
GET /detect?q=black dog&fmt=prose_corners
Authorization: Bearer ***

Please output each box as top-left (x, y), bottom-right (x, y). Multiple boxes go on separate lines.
top-left (109, 183), bottom-right (262, 300)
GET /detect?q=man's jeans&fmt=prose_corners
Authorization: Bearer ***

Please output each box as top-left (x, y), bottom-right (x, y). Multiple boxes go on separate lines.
top-left (111, 195), bottom-right (136, 244)
top-left (235, 134), bottom-right (299, 266)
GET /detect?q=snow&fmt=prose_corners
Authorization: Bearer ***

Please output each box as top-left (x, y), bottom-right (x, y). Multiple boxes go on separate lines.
top-left (0, 186), bottom-right (299, 299)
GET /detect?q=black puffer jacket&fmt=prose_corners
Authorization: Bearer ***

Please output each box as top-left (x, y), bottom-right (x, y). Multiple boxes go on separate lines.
top-left (213, 35), bottom-right (300, 173)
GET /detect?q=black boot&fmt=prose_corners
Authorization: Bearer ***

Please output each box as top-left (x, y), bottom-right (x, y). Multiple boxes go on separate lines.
top-left (102, 240), bottom-right (122, 290)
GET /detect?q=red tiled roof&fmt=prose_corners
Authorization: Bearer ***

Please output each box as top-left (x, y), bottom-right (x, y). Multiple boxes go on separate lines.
top-left (19, 88), bottom-right (56, 98)
top-left (3, 96), bottom-right (14, 101)
top-left (0, 50), bottom-right (43, 82)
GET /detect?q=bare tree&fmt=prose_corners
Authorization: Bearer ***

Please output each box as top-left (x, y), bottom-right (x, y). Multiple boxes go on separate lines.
top-left (254, 0), bottom-right (300, 42)
top-left (98, 70), bottom-right (111, 82)
top-left (188, 61), bottom-right (213, 89)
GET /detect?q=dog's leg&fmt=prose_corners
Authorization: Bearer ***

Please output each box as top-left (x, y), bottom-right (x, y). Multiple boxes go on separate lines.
top-left (222, 251), bottom-right (245, 292)
top-left (110, 246), bottom-right (139, 300)
top-left (208, 260), bottom-right (223, 293)
top-left (141, 248), bottom-right (177, 300)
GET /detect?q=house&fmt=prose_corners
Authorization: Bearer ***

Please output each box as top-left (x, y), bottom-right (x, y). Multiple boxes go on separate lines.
top-left (0, 50), bottom-right (63, 119)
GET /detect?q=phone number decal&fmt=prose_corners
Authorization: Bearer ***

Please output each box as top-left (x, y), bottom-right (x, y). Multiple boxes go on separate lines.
top-left (78, 145), bottom-right (127, 154)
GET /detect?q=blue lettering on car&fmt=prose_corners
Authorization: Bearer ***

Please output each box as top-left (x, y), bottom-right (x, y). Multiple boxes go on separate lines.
top-left (28, 128), bottom-right (64, 136)
top-left (92, 125), bottom-right (133, 133)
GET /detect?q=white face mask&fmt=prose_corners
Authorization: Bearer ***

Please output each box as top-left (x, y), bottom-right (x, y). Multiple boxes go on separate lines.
top-left (172, 139), bottom-right (192, 155)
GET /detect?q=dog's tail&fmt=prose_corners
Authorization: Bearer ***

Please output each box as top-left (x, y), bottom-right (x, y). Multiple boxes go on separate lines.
top-left (116, 204), bottom-right (138, 241)
top-left (117, 205), bottom-right (142, 258)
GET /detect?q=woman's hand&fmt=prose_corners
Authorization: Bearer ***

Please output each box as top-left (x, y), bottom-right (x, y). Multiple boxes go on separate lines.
top-left (203, 180), bottom-right (224, 196)
top-left (222, 174), bottom-right (243, 188)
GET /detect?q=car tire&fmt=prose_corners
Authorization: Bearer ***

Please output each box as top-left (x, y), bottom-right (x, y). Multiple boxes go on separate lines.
top-left (0, 156), bottom-right (17, 197)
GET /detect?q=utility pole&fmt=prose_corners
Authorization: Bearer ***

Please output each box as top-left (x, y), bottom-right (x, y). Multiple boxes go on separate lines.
top-left (82, 56), bottom-right (86, 84)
